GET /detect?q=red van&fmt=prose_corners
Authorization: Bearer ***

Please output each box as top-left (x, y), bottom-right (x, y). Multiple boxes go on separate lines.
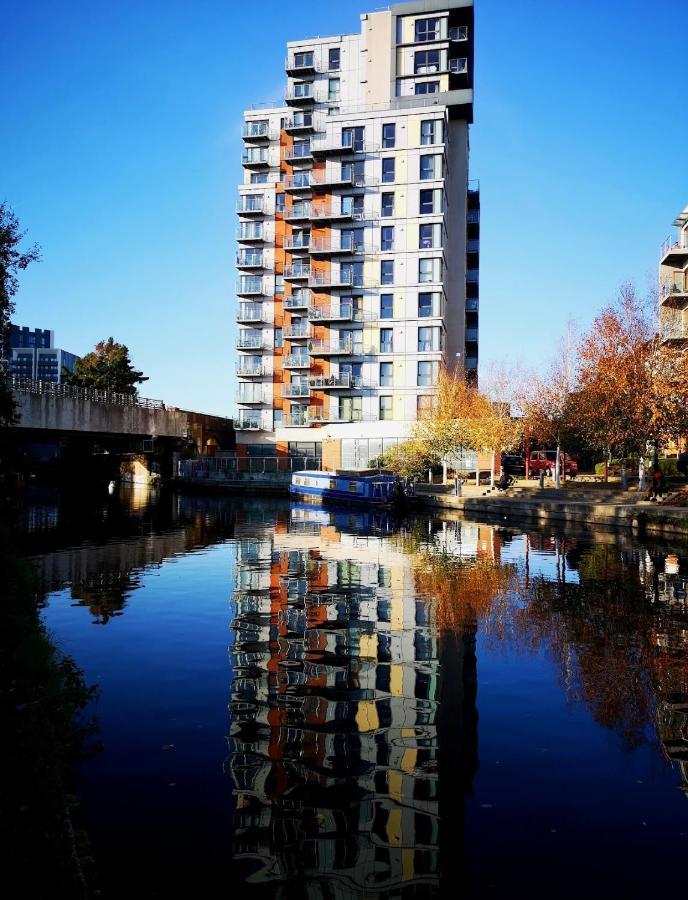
top-left (529, 450), bottom-right (578, 478)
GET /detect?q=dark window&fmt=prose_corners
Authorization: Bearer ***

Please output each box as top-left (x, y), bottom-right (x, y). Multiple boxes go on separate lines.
top-left (381, 193), bottom-right (394, 217)
top-left (381, 157), bottom-right (395, 183)
top-left (414, 49), bottom-right (440, 74)
top-left (380, 362), bottom-right (393, 387)
top-left (381, 226), bottom-right (394, 251)
top-left (380, 293), bottom-right (393, 319)
top-left (382, 123), bottom-right (396, 148)
top-left (419, 224), bottom-right (434, 248)
top-left (415, 17), bottom-right (440, 42)
top-left (418, 292), bottom-right (433, 317)
top-left (419, 189), bottom-right (435, 214)
top-left (328, 47), bottom-right (340, 71)
top-left (380, 328), bottom-right (393, 353)
top-left (381, 260), bottom-right (394, 285)
top-left (415, 81), bottom-right (439, 95)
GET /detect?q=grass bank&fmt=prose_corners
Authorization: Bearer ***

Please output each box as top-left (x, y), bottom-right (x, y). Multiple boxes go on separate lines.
top-left (0, 520), bottom-right (99, 898)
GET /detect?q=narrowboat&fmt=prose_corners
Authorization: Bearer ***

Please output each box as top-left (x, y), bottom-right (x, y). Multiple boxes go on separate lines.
top-left (290, 469), bottom-right (404, 507)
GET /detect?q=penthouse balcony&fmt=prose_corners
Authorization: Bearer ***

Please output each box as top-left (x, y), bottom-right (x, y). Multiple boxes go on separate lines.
top-left (236, 303), bottom-right (266, 324)
top-left (284, 265), bottom-right (311, 281)
top-left (309, 236), bottom-right (366, 256)
top-left (283, 354), bottom-right (311, 369)
top-left (311, 138), bottom-right (378, 157)
top-left (308, 302), bottom-right (354, 322)
top-left (236, 250), bottom-right (264, 269)
top-left (285, 53), bottom-right (317, 76)
top-left (242, 122), bottom-right (271, 142)
top-left (283, 114), bottom-right (316, 134)
top-left (309, 271), bottom-right (374, 290)
top-left (284, 290), bottom-right (312, 310)
top-left (309, 338), bottom-right (353, 356)
top-left (235, 361), bottom-right (267, 377)
top-left (283, 323), bottom-right (310, 340)
top-left (283, 234), bottom-right (311, 252)
top-left (282, 383), bottom-right (311, 399)
top-left (284, 203), bottom-right (312, 222)
top-left (284, 144), bottom-right (314, 163)
top-left (285, 83), bottom-right (315, 105)
top-left (660, 238), bottom-right (688, 269)
top-left (236, 277), bottom-right (266, 296)
top-left (236, 333), bottom-right (267, 351)
top-left (236, 198), bottom-right (265, 216)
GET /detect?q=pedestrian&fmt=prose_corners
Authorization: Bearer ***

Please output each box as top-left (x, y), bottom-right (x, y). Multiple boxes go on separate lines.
top-left (648, 467), bottom-right (666, 501)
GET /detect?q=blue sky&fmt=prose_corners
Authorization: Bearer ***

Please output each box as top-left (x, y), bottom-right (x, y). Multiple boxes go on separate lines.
top-left (2, 0), bottom-right (686, 415)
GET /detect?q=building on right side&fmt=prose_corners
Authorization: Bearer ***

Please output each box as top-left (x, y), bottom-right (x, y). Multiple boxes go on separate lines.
top-left (659, 204), bottom-right (688, 344)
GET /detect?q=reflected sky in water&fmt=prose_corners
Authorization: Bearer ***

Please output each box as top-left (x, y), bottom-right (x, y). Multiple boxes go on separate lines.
top-left (25, 486), bottom-right (688, 898)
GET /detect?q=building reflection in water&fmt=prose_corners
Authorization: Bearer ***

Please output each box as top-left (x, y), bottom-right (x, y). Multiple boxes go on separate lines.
top-left (227, 505), bottom-right (481, 896)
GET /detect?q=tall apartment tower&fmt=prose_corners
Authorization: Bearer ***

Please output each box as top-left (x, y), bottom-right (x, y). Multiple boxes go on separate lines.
top-left (235, 0), bottom-right (477, 467)
top-left (659, 204), bottom-right (688, 344)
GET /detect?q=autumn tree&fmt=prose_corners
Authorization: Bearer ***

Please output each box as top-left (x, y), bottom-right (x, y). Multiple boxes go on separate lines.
top-left (480, 364), bottom-right (525, 486)
top-left (65, 337), bottom-right (148, 396)
top-left (0, 204), bottom-right (41, 428)
top-left (377, 439), bottom-right (435, 481)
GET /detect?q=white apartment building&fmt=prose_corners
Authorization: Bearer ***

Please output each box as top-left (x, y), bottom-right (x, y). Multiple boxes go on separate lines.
top-left (235, 0), bottom-right (478, 467)
top-left (659, 204), bottom-right (688, 344)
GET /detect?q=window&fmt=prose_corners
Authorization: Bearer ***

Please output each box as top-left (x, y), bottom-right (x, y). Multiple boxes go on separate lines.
top-left (417, 395), bottom-right (433, 416)
top-left (294, 51), bottom-right (314, 68)
top-left (381, 260), bottom-right (394, 285)
top-left (380, 328), bottom-right (393, 353)
top-left (419, 188), bottom-right (441, 214)
top-left (419, 224), bottom-right (435, 248)
top-left (328, 78), bottom-right (340, 101)
top-left (381, 225), bottom-right (394, 251)
top-left (419, 258), bottom-right (441, 283)
top-left (415, 81), bottom-right (439, 95)
top-left (342, 126), bottom-right (364, 151)
top-left (379, 396), bottom-right (393, 420)
top-left (275, 275), bottom-right (285, 294)
top-left (415, 16), bottom-right (440, 42)
top-left (420, 119), bottom-right (438, 145)
top-left (449, 57), bottom-right (468, 74)
top-left (420, 154), bottom-right (442, 180)
top-left (380, 362), bottom-right (393, 387)
top-left (418, 326), bottom-right (442, 351)
top-left (274, 409), bottom-right (283, 427)
top-left (380, 293), bottom-right (393, 319)
top-left (275, 193), bottom-right (286, 213)
top-left (381, 193), bottom-right (394, 217)
top-left (382, 157), bottom-right (395, 183)
top-left (414, 49), bottom-right (440, 74)
top-left (294, 81), bottom-right (313, 98)
top-left (341, 228), bottom-right (364, 252)
top-left (250, 173), bottom-right (269, 184)
top-left (327, 106), bottom-right (340, 116)
top-left (382, 123), bottom-right (396, 148)
top-left (417, 360), bottom-right (439, 386)
top-left (275, 327), bottom-right (283, 348)
top-left (342, 159), bottom-right (365, 183)
top-left (418, 292), bottom-right (434, 317)
top-left (328, 47), bottom-right (340, 70)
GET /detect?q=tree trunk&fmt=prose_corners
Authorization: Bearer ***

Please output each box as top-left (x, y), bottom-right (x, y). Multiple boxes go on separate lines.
top-left (653, 438), bottom-right (659, 470)
top-left (490, 450), bottom-right (495, 489)
top-left (555, 439), bottom-right (561, 489)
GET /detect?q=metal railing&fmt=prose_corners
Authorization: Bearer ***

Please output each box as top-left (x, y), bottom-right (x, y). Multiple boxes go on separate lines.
top-left (242, 122), bottom-right (271, 139)
top-left (284, 265), bottom-right (311, 279)
top-left (9, 376), bottom-right (165, 409)
top-left (283, 235), bottom-right (311, 251)
top-left (309, 338), bottom-right (353, 354)
top-left (283, 354), bottom-right (311, 368)
top-left (283, 384), bottom-right (311, 398)
top-left (284, 291), bottom-right (312, 309)
top-left (236, 363), bottom-right (266, 377)
top-left (284, 324), bottom-right (310, 339)
top-left (308, 303), bottom-right (354, 321)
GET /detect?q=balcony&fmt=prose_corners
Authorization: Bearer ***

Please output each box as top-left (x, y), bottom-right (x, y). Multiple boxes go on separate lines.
top-left (285, 55), bottom-right (317, 76)
top-left (283, 115), bottom-right (316, 134)
top-left (311, 139), bottom-right (378, 157)
top-left (308, 302), bottom-right (354, 322)
top-left (309, 338), bottom-right (353, 356)
top-left (284, 265), bottom-right (311, 281)
top-left (283, 354), bottom-right (311, 369)
top-left (661, 282), bottom-right (688, 306)
top-left (284, 323), bottom-right (310, 340)
top-left (236, 334), bottom-right (266, 351)
top-left (661, 238), bottom-right (688, 269)
top-left (235, 416), bottom-right (263, 431)
top-left (309, 374), bottom-right (356, 389)
top-left (286, 85), bottom-right (315, 106)
top-left (236, 225), bottom-right (264, 243)
top-left (311, 170), bottom-right (378, 191)
top-left (236, 251), bottom-right (264, 269)
top-left (284, 204), bottom-right (312, 222)
top-left (241, 150), bottom-right (270, 169)
top-left (282, 383), bottom-right (311, 399)
top-left (465, 327), bottom-right (479, 342)
top-left (236, 199), bottom-right (265, 216)
top-left (309, 271), bottom-right (372, 289)
top-left (283, 235), bottom-right (311, 252)
top-left (236, 390), bottom-right (264, 405)
top-left (284, 290), bottom-right (312, 310)
top-left (284, 145), bottom-right (314, 163)
top-left (661, 323), bottom-right (688, 343)
top-left (242, 122), bottom-right (271, 142)
top-left (310, 236), bottom-right (365, 256)
top-left (236, 362), bottom-right (266, 377)
top-left (310, 205), bottom-right (374, 223)
top-left (237, 303), bottom-right (265, 324)
top-left (282, 413), bottom-right (312, 427)
top-left (284, 173), bottom-right (313, 193)
top-left (236, 278), bottom-right (265, 296)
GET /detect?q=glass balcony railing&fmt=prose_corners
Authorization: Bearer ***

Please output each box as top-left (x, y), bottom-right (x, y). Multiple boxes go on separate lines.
top-left (242, 122), bottom-right (270, 140)
top-left (237, 198), bottom-right (265, 215)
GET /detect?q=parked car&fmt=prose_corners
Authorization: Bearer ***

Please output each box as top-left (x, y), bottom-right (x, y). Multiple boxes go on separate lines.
top-left (501, 454), bottom-right (526, 477)
top-left (529, 450), bottom-right (578, 478)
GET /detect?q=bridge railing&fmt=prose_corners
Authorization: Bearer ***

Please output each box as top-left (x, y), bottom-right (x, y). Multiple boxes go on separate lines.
top-left (10, 376), bottom-right (165, 410)
top-left (178, 455), bottom-right (321, 481)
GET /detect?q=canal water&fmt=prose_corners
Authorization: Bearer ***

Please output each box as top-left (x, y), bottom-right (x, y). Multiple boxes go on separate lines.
top-left (19, 485), bottom-right (688, 898)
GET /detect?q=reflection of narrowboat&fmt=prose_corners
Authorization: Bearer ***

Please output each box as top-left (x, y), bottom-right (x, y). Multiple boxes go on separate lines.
top-left (290, 469), bottom-right (403, 507)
